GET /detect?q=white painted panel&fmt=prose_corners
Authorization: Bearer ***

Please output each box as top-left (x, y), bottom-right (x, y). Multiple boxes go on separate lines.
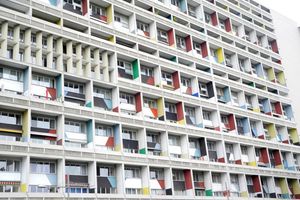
top-left (144, 107), bottom-right (154, 117)
top-left (241, 155), bottom-right (249, 162)
top-left (275, 186), bottom-right (282, 194)
top-left (212, 183), bottom-right (223, 191)
top-left (0, 79), bottom-right (23, 93)
top-left (150, 179), bottom-right (162, 189)
top-left (29, 174), bottom-right (57, 185)
top-left (125, 178), bottom-right (142, 188)
top-left (120, 103), bottom-right (136, 111)
top-left (0, 172), bottom-right (21, 181)
top-left (169, 145), bottom-right (182, 154)
top-left (65, 132), bottom-right (87, 142)
top-left (94, 135), bottom-right (109, 146)
top-left (31, 85), bottom-right (47, 98)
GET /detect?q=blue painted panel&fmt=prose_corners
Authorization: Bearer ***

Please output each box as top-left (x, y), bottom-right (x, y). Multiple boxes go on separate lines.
top-left (104, 99), bottom-right (113, 110)
top-left (224, 87), bottom-right (230, 102)
top-left (108, 176), bottom-right (117, 188)
top-left (87, 120), bottom-right (93, 143)
top-left (56, 75), bottom-right (62, 98)
top-left (180, 0), bottom-right (187, 12)
top-left (242, 118), bottom-right (250, 133)
top-left (192, 92), bottom-right (199, 97)
top-left (256, 63), bottom-right (264, 78)
top-left (113, 124), bottom-right (120, 146)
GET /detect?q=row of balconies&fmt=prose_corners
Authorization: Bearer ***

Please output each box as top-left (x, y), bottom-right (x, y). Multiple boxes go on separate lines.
top-left (0, 16), bottom-right (287, 99)
top-left (0, 157), bottom-right (299, 198)
top-left (0, 106), bottom-right (299, 166)
top-left (0, 0), bottom-right (282, 71)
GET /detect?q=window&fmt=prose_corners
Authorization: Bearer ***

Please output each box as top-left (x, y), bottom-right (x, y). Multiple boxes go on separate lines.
top-left (202, 111), bottom-right (211, 120)
top-left (65, 120), bottom-right (85, 134)
top-left (147, 133), bottom-right (159, 143)
top-left (173, 170), bottom-right (184, 181)
top-left (64, 81), bottom-right (84, 94)
top-left (193, 172), bottom-right (204, 182)
top-left (185, 107), bottom-right (195, 117)
top-left (199, 83), bottom-right (208, 96)
top-left (144, 98), bottom-right (157, 108)
top-left (194, 43), bottom-right (202, 55)
top-left (219, 19), bottom-right (225, 29)
top-left (171, 0), bottom-right (180, 7)
top-left (157, 29), bottom-right (168, 43)
top-left (189, 139), bottom-right (198, 149)
top-left (31, 34), bottom-right (36, 45)
top-left (225, 144), bottom-right (233, 153)
top-left (93, 87), bottom-right (112, 99)
top-left (32, 74), bottom-right (55, 88)
top-left (119, 93), bottom-right (135, 105)
top-left (117, 60), bottom-right (132, 74)
top-left (7, 28), bottom-right (13, 39)
top-left (207, 141), bottom-right (216, 151)
top-left (236, 118), bottom-right (243, 127)
top-left (216, 87), bottom-right (224, 98)
top-left (114, 13), bottom-right (129, 28)
top-left (241, 146), bottom-right (248, 155)
top-left (204, 13), bottom-right (211, 23)
top-left (221, 115), bottom-right (228, 124)
top-left (0, 67), bottom-right (23, 82)
top-left (31, 116), bottom-right (56, 129)
top-left (95, 125), bottom-right (112, 137)
top-left (181, 77), bottom-right (190, 87)
top-left (137, 21), bottom-right (149, 32)
top-left (141, 67), bottom-right (153, 77)
top-left (125, 167), bottom-right (140, 178)
top-left (150, 168), bottom-right (163, 179)
top-left (30, 161), bottom-right (56, 174)
top-left (91, 4), bottom-right (106, 16)
top-left (169, 135), bottom-right (180, 146)
top-left (65, 163), bottom-right (87, 175)
top-left (122, 129), bottom-right (137, 140)
top-left (176, 36), bottom-right (186, 49)
top-left (188, 5), bottom-right (196, 17)
top-left (0, 185), bottom-right (19, 193)
top-left (231, 91), bottom-right (239, 104)
top-left (165, 103), bottom-right (176, 113)
top-left (161, 72), bottom-right (173, 85)
top-left (212, 174), bottom-right (221, 183)
top-left (0, 160), bottom-right (20, 172)
top-left (246, 177), bottom-right (253, 185)
top-left (98, 166), bottom-right (114, 177)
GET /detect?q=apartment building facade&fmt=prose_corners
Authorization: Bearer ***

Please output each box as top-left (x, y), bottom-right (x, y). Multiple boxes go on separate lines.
top-left (0, 0), bottom-right (299, 199)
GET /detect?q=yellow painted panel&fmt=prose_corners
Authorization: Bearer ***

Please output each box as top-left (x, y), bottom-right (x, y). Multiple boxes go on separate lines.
top-left (143, 187), bottom-right (150, 195)
top-left (109, 36), bottom-right (115, 43)
top-left (56, 19), bottom-right (62, 26)
top-left (216, 48), bottom-right (224, 64)
top-left (115, 144), bottom-right (121, 152)
top-left (277, 72), bottom-right (286, 85)
top-left (106, 5), bottom-right (113, 24)
top-left (0, 128), bottom-right (22, 133)
top-left (267, 68), bottom-right (275, 81)
top-left (253, 108), bottom-right (260, 113)
top-left (157, 97), bottom-right (164, 117)
top-left (267, 124), bottom-right (276, 139)
top-left (178, 119), bottom-right (185, 125)
top-left (279, 178), bottom-right (288, 193)
top-left (21, 183), bottom-right (27, 192)
top-left (275, 164), bottom-right (283, 169)
top-left (292, 179), bottom-right (300, 194)
top-left (241, 191), bottom-right (248, 197)
top-left (248, 161), bottom-right (257, 167)
top-left (290, 129), bottom-right (299, 143)
top-left (22, 110), bottom-right (29, 137)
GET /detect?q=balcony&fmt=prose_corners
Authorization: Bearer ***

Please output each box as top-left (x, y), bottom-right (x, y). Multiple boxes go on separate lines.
top-left (93, 87), bottom-right (112, 111)
top-left (90, 3), bottom-right (108, 23)
top-left (63, 0), bottom-right (88, 16)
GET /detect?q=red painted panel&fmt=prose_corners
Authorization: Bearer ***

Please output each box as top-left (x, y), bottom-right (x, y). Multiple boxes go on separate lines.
top-left (46, 88), bottom-right (56, 100)
top-left (158, 180), bottom-right (165, 189)
top-left (151, 108), bottom-right (158, 118)
top-left (261, 148), bottom-right (269, 164)
top-left (295, 194), bottom-right (300, 199)
top-left (135, 92), bottom-right (142, 113)
top-left (57, 139), bottom-right (63, 145)
top-left (201, 42), bottom-right (208, 58)
top-left (211, 12), bottom-right (218, 26)
top-left (271, 40), bottom-right (279, 53)
top-left (235, 159), bottom-right (242, 165)
top-left (45, 136), bottom-right (56, 141)
top-left (167, 29), bottom-right (175, 46)
top-left (172, 71), bottom-right (180, 89)
top-left (258, 135), bottom-right (265, 140)
top-left (185, 35), bottom-right (192, 52)
top-left (184, 170), bottom-right (193, 190)
top-left (225, 18), bottom-right (231, 32)
top-left (252, 176), bottom-right (261, 192)
top-left (277, 60), bottom-right (282, 64)
top-left (273, 150), bottom-right (282, 166)
top-left (176, 102), bottom-right (184, 121)
top-left (186, 87), bottom-right (192, 95)
top-left (49, 129), bottom-right (57, 134)
top-left (113, 107), bottom-right (119, 113)
top-left (214, 126), bottom-right (221, 132)
top-left (275, 102), bottom-right (283, 115)
top-left (106, 136), bottom-right (114, 147)
top-left (147, 76), bottom-right (155, 85)
top-left (196, 181), bottom-right (205, 188)
top-left (228, 114), bottom-right (235, 131)
top-left (218, 157), bottom-right (225, 163)
top-left (282, 140), bottom-right (289, 144)
top-left (82, 0), bottom-right (88, 16)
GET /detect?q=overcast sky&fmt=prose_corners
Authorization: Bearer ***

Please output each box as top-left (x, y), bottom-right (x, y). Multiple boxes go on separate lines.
top-left (256, 0), bottom-right (300, 25)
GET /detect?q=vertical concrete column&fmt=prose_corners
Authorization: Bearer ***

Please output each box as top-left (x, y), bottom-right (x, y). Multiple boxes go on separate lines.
top-left (13, 25), bottom-right (20, 60)
top-left (0, 21), bottom-right (8, 57)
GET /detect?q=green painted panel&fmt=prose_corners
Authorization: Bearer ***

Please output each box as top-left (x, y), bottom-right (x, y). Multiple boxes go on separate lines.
top-left (132, 60), bottom-right (139, 79)
top-left (139, 148), bottom-right (146, 155)
top-left (205, 189), bottom-right (213, 196)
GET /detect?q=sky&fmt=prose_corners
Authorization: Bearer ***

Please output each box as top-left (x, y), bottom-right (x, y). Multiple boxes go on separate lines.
top-left (256, 0), bottom-right (300, 25)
